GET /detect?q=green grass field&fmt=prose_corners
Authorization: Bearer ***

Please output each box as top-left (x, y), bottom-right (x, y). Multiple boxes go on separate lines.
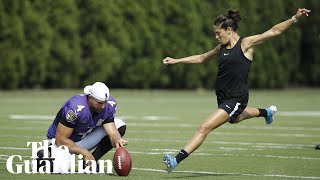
top-left (0, 89), bottom-right (320, 180)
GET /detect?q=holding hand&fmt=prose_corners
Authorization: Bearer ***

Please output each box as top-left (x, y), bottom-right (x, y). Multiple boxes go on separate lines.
top-left (114, 138), bottom-right (128, 148)
top-left (82, 150), bottom-right (96, 167)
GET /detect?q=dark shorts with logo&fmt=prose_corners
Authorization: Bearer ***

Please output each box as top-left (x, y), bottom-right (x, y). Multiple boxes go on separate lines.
top-left (217, 93), bottom-right (249, 123)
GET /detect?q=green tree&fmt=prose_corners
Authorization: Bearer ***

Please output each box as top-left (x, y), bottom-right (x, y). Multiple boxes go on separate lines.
top-left (0, 0), bottom-right (318, 89)
top-left (297, 0), bottom-right (320, 86)
top-left (77, 0), bottom-right (122, 87)
top-left (0, 0), bottom-right (26, 89)
top-left (21, 0), bottom-right (52, 88)
top-left (44, 0), bottom-right (80, 88)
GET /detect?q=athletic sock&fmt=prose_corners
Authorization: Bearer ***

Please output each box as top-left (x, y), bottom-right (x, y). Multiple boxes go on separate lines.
top-left (258, 108), bottom-right (267, 117)
top-left (175, 149), bottom-right (189, 164)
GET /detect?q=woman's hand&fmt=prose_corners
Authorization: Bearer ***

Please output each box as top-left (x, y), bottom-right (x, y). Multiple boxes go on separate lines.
top-left (163, 57), bottom-right (178, 65)
top-left (295, 8), bottom-right (311, 19)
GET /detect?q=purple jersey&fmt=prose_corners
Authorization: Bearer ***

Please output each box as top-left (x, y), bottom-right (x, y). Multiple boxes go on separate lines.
top-left (47, 95), bottom-right (117, 142)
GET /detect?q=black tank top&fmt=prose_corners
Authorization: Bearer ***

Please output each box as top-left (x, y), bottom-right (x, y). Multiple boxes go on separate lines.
top-left (215, 38), bottom-right (252, 99)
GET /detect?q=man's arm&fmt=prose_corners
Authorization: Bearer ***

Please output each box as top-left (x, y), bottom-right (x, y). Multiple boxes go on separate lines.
top-left (55, 122), bottom-right (94, 161)
top-left (103, 122), bottom-right (128, 148)
top-left (163, 44), bottom-right (221, 65)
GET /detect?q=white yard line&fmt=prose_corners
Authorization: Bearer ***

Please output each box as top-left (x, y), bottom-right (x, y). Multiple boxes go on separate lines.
top-left (0, 127), bottom-right (45, 130)
top-left (9, 115), bottom-right (55, 120)
top-left (0, 147), bottom-right (30, 150)
top-left (128, 138), bottom-right (315, 149)
top-left (1, 146), bottom-right (319, 161)
top-left (277, 111), bottom-right (320, 117)
top-left (2, 125), bottom-right (320, 138)
top-left (0, 135), bottom-right (315, 149)
top-left (130, 151), bottom-right (320, 160)
top-left (0, 162), bottom-right (318, 179)
top-left (9, 112), bottom-right (320, 121)
top-left (126, 123), bottom-right (320, 133)
top-left (0, 135), bottom-right (45, 138)
top-left (8, 115), bottom-right (177, 121)
top-left (127, 130), bottom-right (320, 138)
top-left (133, 167), bottom-right (320, 179)
top-left (7, 114), bottom-right (320, 131)
top-left (3, 125), bottom-right (319, 138)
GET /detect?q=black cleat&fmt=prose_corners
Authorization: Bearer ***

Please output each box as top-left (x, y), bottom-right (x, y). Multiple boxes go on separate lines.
top-left (316, 144), bottom-right (320, 150)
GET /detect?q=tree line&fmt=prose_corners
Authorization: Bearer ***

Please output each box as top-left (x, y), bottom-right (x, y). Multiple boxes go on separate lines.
top-left (0, 0), bottom-right (319, 89)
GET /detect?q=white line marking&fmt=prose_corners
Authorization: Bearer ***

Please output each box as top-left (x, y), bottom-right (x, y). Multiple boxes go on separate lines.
top-left (128, 129), bottom-right (320, 137)
top-left (0, 135), bottom-right (45, 138)
top-left (9, 112), bottom-right (320, 121)
top-left (0, 127), bottom-right (44, 131)
top-left (1, 147), bottom-right (319, 161)
top-left (133, 167), bottom-right (320, 179)
top-left (130, 150), bottom-right (320, 161)
top-left (8, 114), bottom-right (320, 131)
top-left (126, 123), bottom-right (320, 132)
top-left (227, 125), bottom-right (320, 131)
top-left (9, 115), bottom-right (54, 120)
top-left (128, 138), bottom-right (315, 149)
top-left (278, 111), bottom-right (320, 117)
top-left (212, 132), bottom-right (320, 138)
top-left (0, 161), bottom-right (318, 179)
top-left (219, 147), bottom-right (249, 151)
top-left (2, 125), bottom-right (320, 139)
top-left (9, 115), bottom-right (177, 121)
top-left (0, 147), bottom-right (30, 150)
top-left (120, 115), bottom-right (177, 121)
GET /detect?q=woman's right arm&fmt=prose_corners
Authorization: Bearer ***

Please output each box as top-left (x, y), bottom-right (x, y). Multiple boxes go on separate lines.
top-left (163, 44), bottom-right (221, 65)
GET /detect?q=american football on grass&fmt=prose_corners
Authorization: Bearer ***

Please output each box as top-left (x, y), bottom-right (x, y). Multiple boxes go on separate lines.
top-left (113, 147), bottom-right (132, 176)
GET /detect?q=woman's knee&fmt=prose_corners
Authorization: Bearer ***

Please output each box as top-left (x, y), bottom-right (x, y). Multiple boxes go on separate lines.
top-left (197, 123), bottom-right (211, 135)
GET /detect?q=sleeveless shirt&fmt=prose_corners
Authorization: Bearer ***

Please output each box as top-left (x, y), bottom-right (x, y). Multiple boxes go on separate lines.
top-left (215, 38), bottom-right (252, 99)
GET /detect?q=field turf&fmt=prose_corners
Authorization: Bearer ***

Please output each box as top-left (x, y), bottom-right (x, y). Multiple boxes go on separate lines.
top-left (0, 89), bottom-right (319, 179)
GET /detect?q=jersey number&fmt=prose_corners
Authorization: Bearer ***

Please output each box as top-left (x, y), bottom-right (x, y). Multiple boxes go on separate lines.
top-left (78, 127), bottom-right (94, 139)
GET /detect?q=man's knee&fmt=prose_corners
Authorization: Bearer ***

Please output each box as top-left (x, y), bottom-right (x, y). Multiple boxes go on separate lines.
top-left (98, 125), bottom-right (126, 145)
top-left (118, 125), bottom-right (126, 137)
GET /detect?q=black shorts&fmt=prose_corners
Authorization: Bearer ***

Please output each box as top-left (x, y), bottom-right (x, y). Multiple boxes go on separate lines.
top-left (217, 94), bottom-right (249, 123)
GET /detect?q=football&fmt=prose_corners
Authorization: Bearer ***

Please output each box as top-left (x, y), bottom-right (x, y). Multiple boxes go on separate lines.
top-left (113, 147), bottom-right (132, 176)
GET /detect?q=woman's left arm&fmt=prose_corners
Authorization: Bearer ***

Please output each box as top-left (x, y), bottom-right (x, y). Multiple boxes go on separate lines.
top-left (243, 8), bottom-right (310, 49)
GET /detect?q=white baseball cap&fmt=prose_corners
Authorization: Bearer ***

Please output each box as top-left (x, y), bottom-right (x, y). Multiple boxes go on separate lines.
top-left (84, 82), bottom-right (110, 102)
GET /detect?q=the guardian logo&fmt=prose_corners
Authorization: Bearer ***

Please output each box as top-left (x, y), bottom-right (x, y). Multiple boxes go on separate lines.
top-left (6, 140), bottom-right (113, 174)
